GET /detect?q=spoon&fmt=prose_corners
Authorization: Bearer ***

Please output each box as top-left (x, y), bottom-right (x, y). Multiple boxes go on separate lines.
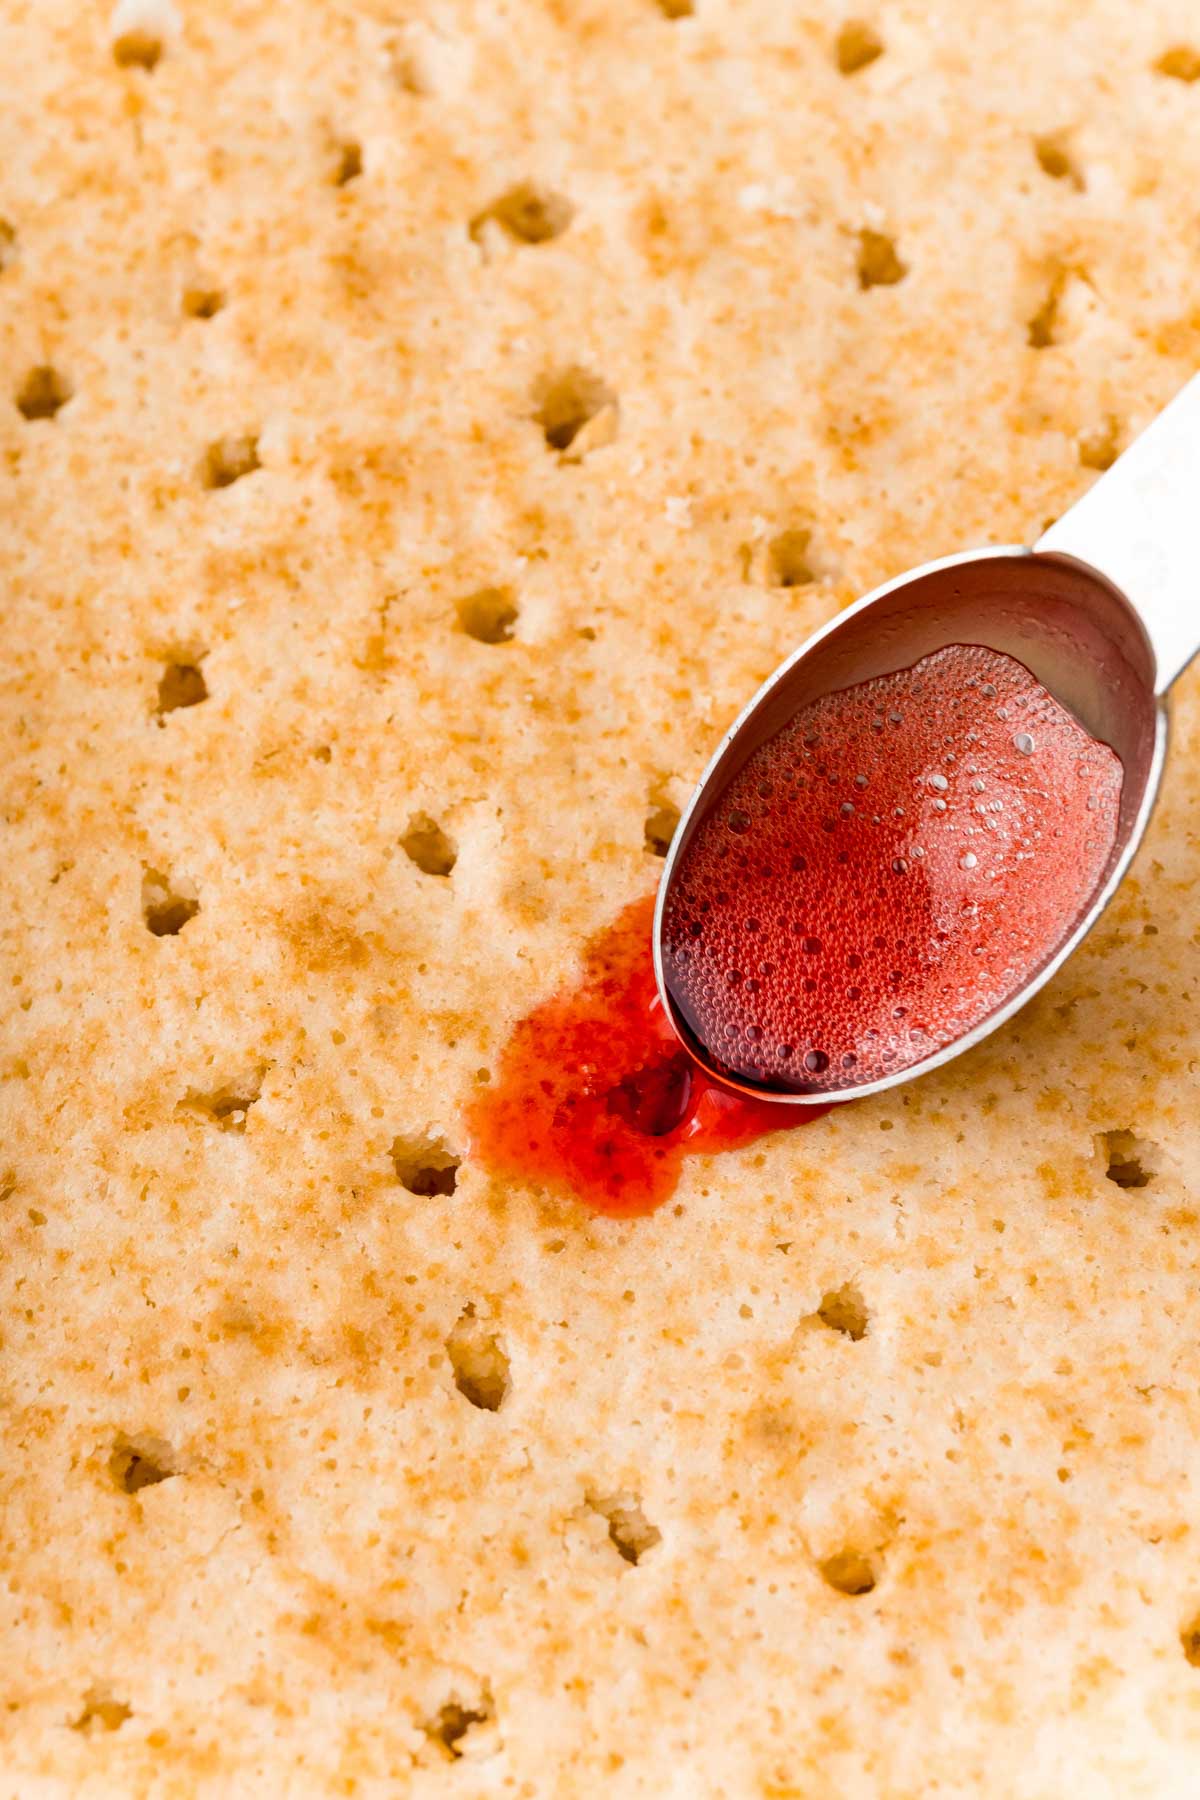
top-left (653, 372), bottom-right (1200, 1103)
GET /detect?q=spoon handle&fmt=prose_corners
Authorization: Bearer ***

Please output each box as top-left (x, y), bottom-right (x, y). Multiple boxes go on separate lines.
top-left (1036, 372), bottom-right (1200, 694)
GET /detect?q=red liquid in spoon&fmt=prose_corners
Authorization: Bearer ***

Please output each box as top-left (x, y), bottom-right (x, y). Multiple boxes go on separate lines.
top-left (469, 896), bottom-right (828, 1218)
top-left (661, 644), bottom-right (1123, 1093)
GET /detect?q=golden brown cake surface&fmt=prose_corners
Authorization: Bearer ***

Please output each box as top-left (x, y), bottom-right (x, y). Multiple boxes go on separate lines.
top-left (3, 1), bottom-right (1200, 1792)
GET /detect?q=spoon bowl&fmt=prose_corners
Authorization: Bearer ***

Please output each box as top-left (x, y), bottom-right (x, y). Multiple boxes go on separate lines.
top-left (653, 543), bottom-right (1167, 1104)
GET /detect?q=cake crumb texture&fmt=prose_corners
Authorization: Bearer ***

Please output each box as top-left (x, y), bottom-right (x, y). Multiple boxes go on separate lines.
top-left (2, 1), bottom-right (1200, 1794)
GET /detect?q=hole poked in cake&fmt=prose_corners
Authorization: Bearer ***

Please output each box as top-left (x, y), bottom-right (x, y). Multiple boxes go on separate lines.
top-left (1026, 264), bottom-right (1096, 350)
top-left (819, 1547), bottom-right (877, 1595)
top-left (0, 220), bottom-right (17, 273)
top-left (1155, 46), bottom-right (1200, 82)
top-left (202, 433), bottom-right (260, 489)
top-left (856, 229), bottom-right (907, 289)
top-left (141, 868), bottom-right (200, 937)
top-left (470, 182), bottom-right (574, 247)
top-left (182, 283), bottom-right (225, 320)
top-left (156, 654), bottom-right (208, 719)
top-left (835, 20), bottom-right (883, 74)
top-left (1099, 1128), bottom-right (1157, 1190)
top-left (332, 139), bottom-right (363, 187)
top-left (179, 1068), bottom-right (264, 1133)
top-left (767, 528), bottom-right (817, 588)
top-left (1033, 132), bottom-right (1084, 189)
top-left (113, 26), bottom-right (162, 67)
top-left (109, 1432), bottom-right (179, 1494)
top-left (456, 586), bottom-right (518, 644)
top-left (645, 797), bottom-right (680, 858)
top-left (587, 1490), bottom-right (662, 1564)
top-left (15, 365), bottom-right (72, 421)
top-left (654, 0), bottom-right (694, 16)
top-left (816, 1282), bottom-right (869, 1340)
top-left (1027, 273), bottom-right (1063, 349)
top-left (446, 1304), bottom-right (510, 1411)
top-left (401, 812), bottom-right (457, 877)
top-left (1182, 1615), bottom-right (1200, 1666)
top-left (426, 1691), bottom-right (495, 1759)
top-left (532, 366), bottom-right (618, 458)
top-left (109, 0), bottom-right (179, 69)
top-left (71, 1688), bottom-right (132, 1733)
top-left (391, 1135), bottom-right (460, 1197)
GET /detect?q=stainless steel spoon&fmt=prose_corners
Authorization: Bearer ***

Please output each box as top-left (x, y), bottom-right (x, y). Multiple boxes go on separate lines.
top-left (653, 373), bottom-right (1200, 1103)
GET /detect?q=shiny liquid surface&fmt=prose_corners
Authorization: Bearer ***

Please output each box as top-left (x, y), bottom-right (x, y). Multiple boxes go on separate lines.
top-left (661, 644), bottom-right (1123, 1093)
top-left (469, 896), bottom-right (828, 1217)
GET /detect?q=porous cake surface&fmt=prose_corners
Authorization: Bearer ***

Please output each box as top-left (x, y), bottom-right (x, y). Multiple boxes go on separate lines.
top-left (2, 1), bottom-right (1200, 1793)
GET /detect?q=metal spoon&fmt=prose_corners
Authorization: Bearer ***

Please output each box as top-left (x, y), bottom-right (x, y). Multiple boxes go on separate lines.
top-left (654, 373), bottom-right (1200, 1103)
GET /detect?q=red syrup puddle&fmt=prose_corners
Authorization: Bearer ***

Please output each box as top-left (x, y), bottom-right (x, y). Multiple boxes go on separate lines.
top-left (468, 895), bottom-right (829, 1218)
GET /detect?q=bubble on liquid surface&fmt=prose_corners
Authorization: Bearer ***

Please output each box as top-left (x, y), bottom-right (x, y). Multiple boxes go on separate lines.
top-left (660, 643), bottom-right (1123, 1094)
top-left (1013, 732), bottom-right (1035, 756)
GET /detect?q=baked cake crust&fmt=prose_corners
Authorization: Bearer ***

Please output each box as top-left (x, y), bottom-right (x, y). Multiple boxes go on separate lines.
top-left (2, 1), bottom-right (1200, 1792)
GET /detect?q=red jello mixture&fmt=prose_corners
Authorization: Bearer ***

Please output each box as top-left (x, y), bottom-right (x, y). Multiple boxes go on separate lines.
top-left (468, 895), bottom-right (828, 1218)
top-left (661, 643), bottom-right (1123, 1093)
